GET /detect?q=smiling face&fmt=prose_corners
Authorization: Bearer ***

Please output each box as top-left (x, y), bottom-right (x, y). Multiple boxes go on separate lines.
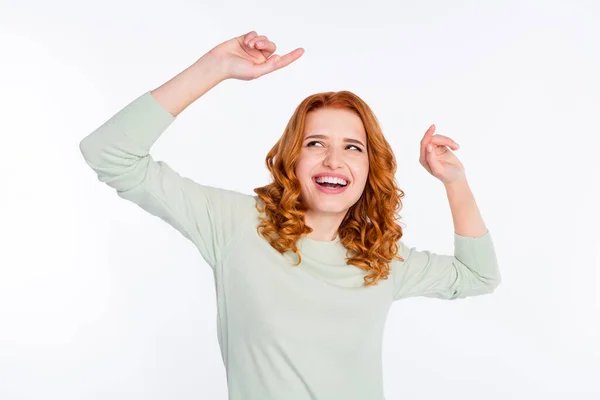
top-left (295, 107), bottom-right (369, 218)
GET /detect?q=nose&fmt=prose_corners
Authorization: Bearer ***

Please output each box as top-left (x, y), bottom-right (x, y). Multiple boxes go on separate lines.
top-left (323, 147), bottom-right (343, 169)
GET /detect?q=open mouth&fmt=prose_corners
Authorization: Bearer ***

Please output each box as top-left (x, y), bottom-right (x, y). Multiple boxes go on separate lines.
top-left (315, 181), bottom-right (347, 189)
top-left (313, 177), bottom-right (349, 189)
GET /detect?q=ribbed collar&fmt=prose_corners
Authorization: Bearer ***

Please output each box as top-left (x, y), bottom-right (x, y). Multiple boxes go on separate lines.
top-left (253, 197), bottom-right (352, 267)
top-left (296, 234), bottom-right (351, 267)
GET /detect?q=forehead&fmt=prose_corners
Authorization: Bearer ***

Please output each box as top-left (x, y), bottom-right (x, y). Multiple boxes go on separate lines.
top-left (303, 107), bottom-right (366, 139)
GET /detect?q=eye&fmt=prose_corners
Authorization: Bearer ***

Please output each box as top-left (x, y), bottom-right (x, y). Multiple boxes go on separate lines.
top-left (306, 141), bottom-right (363, 152)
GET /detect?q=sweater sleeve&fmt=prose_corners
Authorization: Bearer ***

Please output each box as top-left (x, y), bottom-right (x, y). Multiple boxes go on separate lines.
top-left (392, 230), bottom-right (501, 300)
top-left (79, 91), bottom-right (256, 269)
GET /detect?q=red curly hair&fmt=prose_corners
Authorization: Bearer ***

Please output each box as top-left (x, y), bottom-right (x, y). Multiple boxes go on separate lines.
top-left (253, 90), bottom-right (405, 286)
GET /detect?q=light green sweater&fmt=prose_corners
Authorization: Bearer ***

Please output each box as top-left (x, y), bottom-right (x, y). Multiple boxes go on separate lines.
top-left (79, 91), bottom-right (501, 400)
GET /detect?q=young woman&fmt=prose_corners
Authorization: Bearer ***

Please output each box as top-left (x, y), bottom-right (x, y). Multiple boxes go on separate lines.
top-left (80, 31), bottom-right (501, 400)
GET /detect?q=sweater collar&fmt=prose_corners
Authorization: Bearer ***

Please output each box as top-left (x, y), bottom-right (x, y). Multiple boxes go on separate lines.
top-left (296, 234), bottom-right (350, 266)
top-left (254, 197), bottom-right (351, 267)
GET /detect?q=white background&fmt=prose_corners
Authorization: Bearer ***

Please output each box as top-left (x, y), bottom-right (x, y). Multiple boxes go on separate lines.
top-left (1, 0), bottom-right (599, 399)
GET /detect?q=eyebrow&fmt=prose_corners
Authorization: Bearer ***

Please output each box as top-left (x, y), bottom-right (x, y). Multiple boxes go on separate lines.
top-left (304, 134), bottom-right (366, 148)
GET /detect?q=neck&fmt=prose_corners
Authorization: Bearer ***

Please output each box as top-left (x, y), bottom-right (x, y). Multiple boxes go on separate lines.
top-left (304, 210), bottom-right (346, 241)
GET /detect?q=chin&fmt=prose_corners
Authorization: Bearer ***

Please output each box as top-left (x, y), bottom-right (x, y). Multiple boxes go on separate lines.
top-left (313, 206), bottom-right (348, 215)
top-left (300, 183), bottom-right (362, 216)
top-left (310, 197), bottom-right (357, 215)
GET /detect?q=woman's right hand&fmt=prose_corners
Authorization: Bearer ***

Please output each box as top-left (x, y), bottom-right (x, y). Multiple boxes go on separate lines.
top-left (207, 31), bottom-right (305, 81)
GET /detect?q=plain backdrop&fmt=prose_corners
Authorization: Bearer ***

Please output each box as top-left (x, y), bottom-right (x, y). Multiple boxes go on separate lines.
top-left (1, 1), bottom-right (599, 399)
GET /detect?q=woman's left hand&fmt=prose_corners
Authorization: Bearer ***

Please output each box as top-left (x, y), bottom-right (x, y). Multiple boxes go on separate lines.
top-left (419, 124), bottom-right (466, 185)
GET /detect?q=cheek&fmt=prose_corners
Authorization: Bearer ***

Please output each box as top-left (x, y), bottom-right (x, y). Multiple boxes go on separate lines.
top-left (294, 159), bottom-right (313, 184)
top-left (296, 154), bottom-right (319, 177)
top-left (351, 161), bottom-right (370, 186)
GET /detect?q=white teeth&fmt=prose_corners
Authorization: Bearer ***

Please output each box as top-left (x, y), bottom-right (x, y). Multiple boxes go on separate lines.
top-left (315, 176), bottom-right (348, 185)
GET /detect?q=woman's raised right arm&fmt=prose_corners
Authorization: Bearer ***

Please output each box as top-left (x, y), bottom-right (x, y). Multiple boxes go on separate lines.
top-left (149, 51), bottom-right (225, 118)
top-left (152, 29), bottom-right (304, 117)
top-left (79, 32), bottom-right (304, 269)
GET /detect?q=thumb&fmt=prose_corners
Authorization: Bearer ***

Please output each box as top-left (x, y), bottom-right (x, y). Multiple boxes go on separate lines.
top-left (252, 54), bottom-right (281, 77)
top-left (426, 145), bottom-right (442, 172)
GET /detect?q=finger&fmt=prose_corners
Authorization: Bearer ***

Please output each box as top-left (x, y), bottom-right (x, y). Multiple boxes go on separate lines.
top-left (420, 124), bottom-right (435, 145)
top-left (419, 150), bottom-right (432, 175)
top-left (431, 134), bottom-right (457, 145)
top-left (243, 31), bottom-right (258, 45)
top-left (272, 47), bottom-right (305, 70)
top-left (419, 125), bottom-right (435, 163)
top-left (430, 135), bottom-right (459, 150)
top-left (426, 144), bottom-right (442, 171)
top-left (248, 35), bottom-right (268, 48)
top-left (421, 134), bottom-right (458, 160)
top-left (256, 40), bottom-right (277, 56)
top-left (254, 48), bottom-right (305, 76)
top-left (419, 124), bottom-right (436, 161)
